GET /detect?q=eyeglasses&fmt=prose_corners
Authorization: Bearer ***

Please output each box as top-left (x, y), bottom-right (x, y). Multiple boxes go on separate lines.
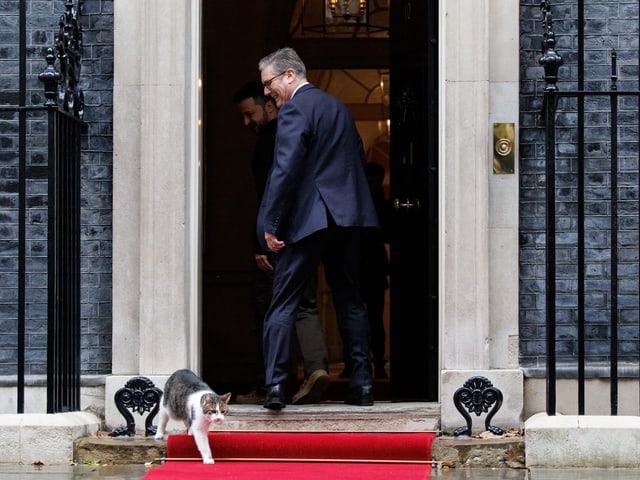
top-left (262, 71), bottom-right (287, 88)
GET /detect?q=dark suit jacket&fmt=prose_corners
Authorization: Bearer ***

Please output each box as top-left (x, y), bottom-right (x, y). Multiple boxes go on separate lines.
top-left (252, 119), bottom-right (277, 255)
top-left (258, 84), bottom-right (378, 248)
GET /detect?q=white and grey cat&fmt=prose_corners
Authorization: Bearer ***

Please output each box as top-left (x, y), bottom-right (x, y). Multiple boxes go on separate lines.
top-left (154, 369), bottom-right (231, 464)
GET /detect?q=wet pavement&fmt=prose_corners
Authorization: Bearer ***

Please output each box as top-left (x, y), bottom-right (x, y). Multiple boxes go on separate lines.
top-left (0, 465), bottom-right (639, 479)
top-left (0, 464), bottom-right (150, 479)
top-left (437, 468), bottom-right (640, 479)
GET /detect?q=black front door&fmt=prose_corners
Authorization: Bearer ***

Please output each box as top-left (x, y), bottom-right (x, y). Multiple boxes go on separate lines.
top-left (389, 0), bottom-right (439, 401)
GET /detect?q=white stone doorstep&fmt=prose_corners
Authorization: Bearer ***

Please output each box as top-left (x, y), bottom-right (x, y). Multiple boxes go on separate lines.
top-left (0, 412), bottom-right (100, 465)
top-left (525, 412), bottom-right (640, 468)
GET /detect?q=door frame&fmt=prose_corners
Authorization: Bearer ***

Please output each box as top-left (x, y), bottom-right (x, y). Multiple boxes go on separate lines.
top-left (197, 0), bottom-right (443, 399)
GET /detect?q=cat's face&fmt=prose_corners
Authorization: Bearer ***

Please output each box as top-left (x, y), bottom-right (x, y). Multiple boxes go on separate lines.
top-left (201, 392), bottom-right (231, 424)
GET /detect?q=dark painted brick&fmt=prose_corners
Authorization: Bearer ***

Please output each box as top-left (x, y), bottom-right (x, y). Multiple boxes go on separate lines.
top-left (0, 0), bottom-right (113, 376)
top-left (520, 0), bottom-right (640, 368)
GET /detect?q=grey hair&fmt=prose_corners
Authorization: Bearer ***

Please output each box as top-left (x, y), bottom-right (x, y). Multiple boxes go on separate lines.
top-left (258, 47), bottom-right (307, 78)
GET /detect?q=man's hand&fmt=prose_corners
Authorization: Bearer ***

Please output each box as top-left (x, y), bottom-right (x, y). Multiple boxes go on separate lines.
top-left (255, 254), bottom-right (273, 272)
top-left (265, 232), bottom-right (285, 253)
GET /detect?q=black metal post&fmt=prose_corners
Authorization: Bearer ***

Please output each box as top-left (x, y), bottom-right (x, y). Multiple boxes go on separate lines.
top-left (17, 0), bottom-right (27, 415)
top-left (576, 0), bottom-right (585, 416)
top-left (544, 91), bottom-right (557, 416)
top-left (539, 0), bottom-right (562, 417)
top-left (610, 50), bottom-right (619, 415)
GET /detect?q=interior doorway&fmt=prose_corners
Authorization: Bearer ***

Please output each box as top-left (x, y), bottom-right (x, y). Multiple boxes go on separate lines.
top-left (200, 0), bottom-right (438, 402)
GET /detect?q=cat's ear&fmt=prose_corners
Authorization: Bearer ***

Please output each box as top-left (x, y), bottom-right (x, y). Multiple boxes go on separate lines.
top-left (200, 392), bottom-right (215, 407)
top-left (220, 392), bottom-right (232, 403)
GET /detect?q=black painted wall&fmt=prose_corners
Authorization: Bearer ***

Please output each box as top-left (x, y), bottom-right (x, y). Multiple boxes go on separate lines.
top-left (0, 0), bottom-right (113, 376)
top-left (520, 0), bottom-right (640, 374)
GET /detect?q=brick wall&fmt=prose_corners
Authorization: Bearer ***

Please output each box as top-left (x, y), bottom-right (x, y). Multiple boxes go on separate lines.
top-left (2, 0), bottom-right (637, 379)
top-left (0, 0), bottom-right (113, 375)
top-left (519, 0), bottom-right (640, 373)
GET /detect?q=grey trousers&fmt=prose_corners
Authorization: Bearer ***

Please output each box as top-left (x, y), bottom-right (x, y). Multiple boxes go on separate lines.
top-left (295, 272), bottom-right (329, 376)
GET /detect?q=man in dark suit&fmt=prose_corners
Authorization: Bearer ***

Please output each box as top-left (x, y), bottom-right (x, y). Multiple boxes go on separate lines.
top-left (257, 47), bottom-right (379, 409)
top-left (233, 82), bottom-right (330, 406)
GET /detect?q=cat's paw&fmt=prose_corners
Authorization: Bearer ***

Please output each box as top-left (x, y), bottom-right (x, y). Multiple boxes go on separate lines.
top-left (202, 458), bottom-right (215, 465)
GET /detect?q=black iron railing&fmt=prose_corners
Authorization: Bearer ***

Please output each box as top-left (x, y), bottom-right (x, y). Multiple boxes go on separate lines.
top-left (46, 108), bottom-right (85, 413)
top-left (6, 0), bottom-right (86, 414)
top-left (539, 0), bottom-right (640, 416)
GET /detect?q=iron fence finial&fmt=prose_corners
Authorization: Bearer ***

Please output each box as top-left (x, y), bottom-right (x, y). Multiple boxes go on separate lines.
top-left (538, 0), bottom-right (563, 92)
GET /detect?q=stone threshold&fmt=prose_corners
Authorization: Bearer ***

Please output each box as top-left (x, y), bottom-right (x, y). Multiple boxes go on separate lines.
top-left (75, 402), bottom-right (525, 469)
top-left (221, 401), bottom-right (441, 431)
top-left (75, 436), bottom-right (526, 469)
top-left (80, 402), bottom-right (440, 464)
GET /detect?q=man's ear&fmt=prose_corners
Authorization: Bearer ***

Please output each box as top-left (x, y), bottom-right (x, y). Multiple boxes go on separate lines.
top-left (265, 100), bottom-right (278, 117)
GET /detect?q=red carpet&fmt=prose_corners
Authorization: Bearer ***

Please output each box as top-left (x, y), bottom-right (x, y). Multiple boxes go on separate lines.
top-left (143, 431), bottom-right (435, 479)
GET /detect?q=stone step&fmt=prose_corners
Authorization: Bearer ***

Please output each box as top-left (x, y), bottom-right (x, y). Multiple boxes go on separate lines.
top-left (75, 402), bottom-right (526, 469)
top-left (222, 402), bottom-right (441, 432)
top-left (76, 402), bottom-right (441, 465)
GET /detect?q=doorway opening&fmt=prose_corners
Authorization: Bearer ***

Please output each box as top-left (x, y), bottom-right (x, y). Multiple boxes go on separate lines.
top-left (201, 0), bottom-right (438, 402)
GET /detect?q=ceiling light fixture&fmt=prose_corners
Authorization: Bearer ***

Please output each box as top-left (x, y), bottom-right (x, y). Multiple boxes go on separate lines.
top-left (301, 0), bottom-right (389, 36)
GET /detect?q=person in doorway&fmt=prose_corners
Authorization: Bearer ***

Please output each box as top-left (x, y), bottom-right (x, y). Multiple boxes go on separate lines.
top-left (340, 161), bottom-right (391, 380)
top-left (233, 81), bottom-right (330, 406)
top-left (257, 47), bottom-right (379, 409)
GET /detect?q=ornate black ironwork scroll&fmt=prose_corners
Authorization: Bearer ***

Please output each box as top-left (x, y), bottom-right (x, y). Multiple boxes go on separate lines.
top-left (111, 377), bottom-right (163, 437)
top-left (453, 376), bottom-right (505, 437)
top-left (38, 0), bottom-right (84, 118)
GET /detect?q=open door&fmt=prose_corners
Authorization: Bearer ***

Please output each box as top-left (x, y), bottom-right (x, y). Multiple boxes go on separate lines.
top-left (388, 0), bottom-right (439, 401)
top-left (201, 0), bottom-right (439, 402)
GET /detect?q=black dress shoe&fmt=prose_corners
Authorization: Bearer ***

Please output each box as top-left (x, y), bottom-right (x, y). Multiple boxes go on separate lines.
top-left (264, 384), bottom-right (286, 410)
top-left (345, 385), bottom-right (373, 406)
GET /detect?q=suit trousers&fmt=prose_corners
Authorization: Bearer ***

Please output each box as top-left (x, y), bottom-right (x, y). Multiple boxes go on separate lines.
top-left (253, 254), bottom-right (327, 388)
top-left (263, 225), bottom-right (372, 388)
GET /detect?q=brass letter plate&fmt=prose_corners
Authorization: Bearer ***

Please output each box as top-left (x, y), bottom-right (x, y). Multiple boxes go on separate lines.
top-left (493, 122), bottom-right (515, 174)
